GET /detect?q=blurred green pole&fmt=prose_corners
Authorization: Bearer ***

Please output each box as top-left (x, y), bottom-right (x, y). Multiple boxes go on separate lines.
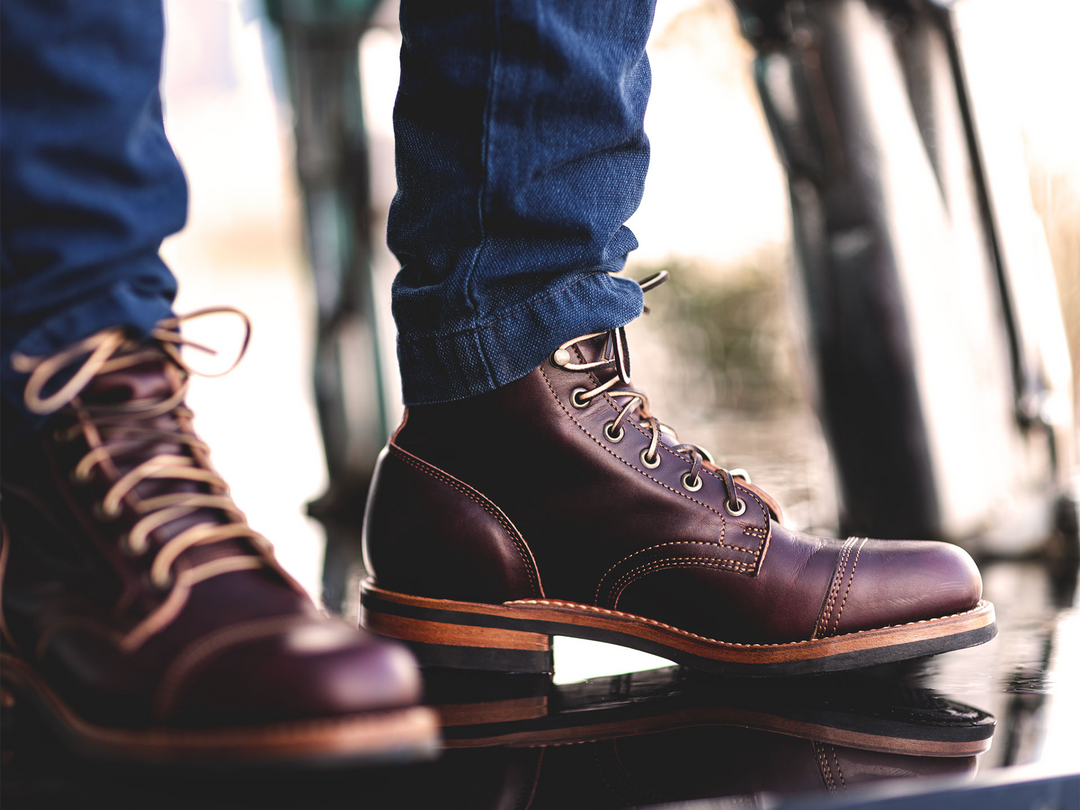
top-left (264, 0), bottom-right (389, 614)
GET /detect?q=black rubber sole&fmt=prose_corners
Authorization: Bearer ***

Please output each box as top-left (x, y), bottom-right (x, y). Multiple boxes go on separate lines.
top-left (361, 583), bottom-right (999, 677)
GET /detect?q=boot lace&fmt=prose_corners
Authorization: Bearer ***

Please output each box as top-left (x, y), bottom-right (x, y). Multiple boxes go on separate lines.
top-left (11, 309), bottom-right (275, 591)
top-left (552, 272), bottom-right (749, 515)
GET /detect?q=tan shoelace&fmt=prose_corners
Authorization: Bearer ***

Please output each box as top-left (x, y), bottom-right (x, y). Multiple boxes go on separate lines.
top-left (551, 272), bottom-right (748, 514)
top-left (11, 309), bottom-right (273, 590)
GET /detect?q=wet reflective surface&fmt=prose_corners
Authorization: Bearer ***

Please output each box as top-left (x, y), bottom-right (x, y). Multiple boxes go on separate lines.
top-left (4, 2), bottom-right (1076, 806)
top-left (3, 556), bottom-right (1077, 809)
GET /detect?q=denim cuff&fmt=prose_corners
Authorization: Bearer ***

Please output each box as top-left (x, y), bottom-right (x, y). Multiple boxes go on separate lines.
top-left (397, 270), bottom-right (644, 405)
top-left (2, 270), bottom-right (176, 440)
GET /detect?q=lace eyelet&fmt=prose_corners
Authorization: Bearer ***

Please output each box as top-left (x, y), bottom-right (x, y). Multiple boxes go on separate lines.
top-left (681, 472), bottom-right (703, 492)
top-left (604, 422), bottom-right (624, 443)
top-left (570, 388), bottom-right (591, 409)
top-left (725, 497), bottom-right (747, 517)
top-left (640, 448), bottom-right (661, 469)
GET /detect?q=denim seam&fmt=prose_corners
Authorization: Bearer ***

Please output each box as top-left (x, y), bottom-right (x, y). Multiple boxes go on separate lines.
top-left (461, 0), bottom-right (503, 392)
top-left (397, 269), bottom-right (611, 345)
top-left (397, 272), bottom-right (642, 404)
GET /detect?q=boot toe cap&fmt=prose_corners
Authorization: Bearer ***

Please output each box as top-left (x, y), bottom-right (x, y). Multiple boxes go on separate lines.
top-left (829, 539), bottom-right (983, 636)
top-left (162, 620), bottom-right (423, 727)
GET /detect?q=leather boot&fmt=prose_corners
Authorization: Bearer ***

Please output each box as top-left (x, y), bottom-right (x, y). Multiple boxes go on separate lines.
top-left (402, 667), bottom-right (990, 809)
top-left (0, 320), bottom-right (437, 765)
top-left (361, 273), bottom-right (996, 676)
top-left (425, 665), bottom-right (995, 757)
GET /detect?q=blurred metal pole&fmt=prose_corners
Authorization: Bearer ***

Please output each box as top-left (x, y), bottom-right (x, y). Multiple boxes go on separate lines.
top-left (733, 0), bottom-right (1077, 555)
top-left (264, 0), bottom-right (389, 614)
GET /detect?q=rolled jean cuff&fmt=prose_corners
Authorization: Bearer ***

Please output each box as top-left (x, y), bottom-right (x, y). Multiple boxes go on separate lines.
top-left (397, 270), bottom-right (644, 406)
top-left (2, 264), bottom-right (176, 438)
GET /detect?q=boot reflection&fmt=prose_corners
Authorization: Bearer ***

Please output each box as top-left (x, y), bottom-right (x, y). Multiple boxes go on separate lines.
top-left (422, 664), bottom-right (994, 807)
top-left (1, 665), bottom-right (994, 808)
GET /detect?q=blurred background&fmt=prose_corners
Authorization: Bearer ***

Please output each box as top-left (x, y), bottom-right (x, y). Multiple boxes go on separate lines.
top-left (159, 0), bottom-right (1079, 689)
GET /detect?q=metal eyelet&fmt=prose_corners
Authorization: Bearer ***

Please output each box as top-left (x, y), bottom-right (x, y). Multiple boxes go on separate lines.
top-left (681, 472), bottom-right (703, 492)
top-left (725, 497), bottom-right (747, 517)
top-left (570, 388), bottom-right (591, 409)
top-left (640, 448), bottom-right (661, 469)
top-left (604, 422), bottom-right (624, 443)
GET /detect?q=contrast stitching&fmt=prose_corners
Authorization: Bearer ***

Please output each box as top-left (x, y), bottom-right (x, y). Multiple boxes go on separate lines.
top-left (814, 741), bottom-right (837, 792)
top-left (832, 747), bottom-right (848, 791)
top-left (540, 365), bottom-right (775, 572)
top-left (611, 558), bottom-right (755, 604)
top-left (390, 445), bottom-right (542, 598)
top-left (609, 558), bottom-right (754, 609)
top-left (497, 599), bottom-right (988, 648)
top-left (832, 538), bottom-right (867, 635)
top-left (544, 359), bottom-right (772, 563)
top-left (826, 541), bottom-right (854, 627)
top-left (595, 541), bottom-right (758, 605)
top-left (545, 361), bottom-right (732, 522)
top-left (814, 538), bottom-right (857, 639)
top-left (463, 0), bottom-right (501, 389)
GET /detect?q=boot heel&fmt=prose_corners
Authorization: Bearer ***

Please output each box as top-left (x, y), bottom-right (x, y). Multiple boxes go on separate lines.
top-left (359, 582), bottom-right (554, 674)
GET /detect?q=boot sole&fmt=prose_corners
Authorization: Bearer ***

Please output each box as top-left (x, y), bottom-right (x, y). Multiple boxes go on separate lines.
top-left (439, 697), bottom-right (993, 757)
top-left (0, 652), bottom-right (439, 768)
top-left (430, 668), bottom-right (995, 756)
top-left (360, 581), bottom-right (997, 677)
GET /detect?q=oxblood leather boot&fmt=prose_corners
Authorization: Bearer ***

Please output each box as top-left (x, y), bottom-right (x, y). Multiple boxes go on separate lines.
top-left (0, 323), bottom-right (437, 765)
top-left (425, 665), bottom-right (995, 757)
top-left (415, 667), bottom-right (992, 809)
top-left (361, 274), bottom-right (996, 676)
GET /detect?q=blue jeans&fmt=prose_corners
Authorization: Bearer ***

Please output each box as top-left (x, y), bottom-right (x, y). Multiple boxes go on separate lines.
top-left (389, 0), bottom-right (652, 403)
top-left (1, 0), bottom-right (184, 437)
top-left (1, 0), bottom-right (654, 434)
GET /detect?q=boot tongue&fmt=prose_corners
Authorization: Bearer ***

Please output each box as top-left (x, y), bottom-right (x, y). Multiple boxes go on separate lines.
top-left (568, 332), bottom-right (628, 380)
top-left (82, 358), bottom-right (175, 405)
top-left (78, 353), bottom-right (252, 567)
top-left (80, 355), bottom-right (192, 480)
top-left (571, 329), bottom-right (784, 519)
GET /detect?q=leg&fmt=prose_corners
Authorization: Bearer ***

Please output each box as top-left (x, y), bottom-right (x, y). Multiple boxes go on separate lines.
top-left (363, 0), bottom-right (995, 675)
top-left (0, 0), bottom-right (435, 764)
top-left (389, 0), bottom-right (650, 404)
top-left (1, 0), bottom-right (183, 441)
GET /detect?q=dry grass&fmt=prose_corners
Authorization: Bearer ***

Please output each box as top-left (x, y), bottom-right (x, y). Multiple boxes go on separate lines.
top-left (1030, 168), bottom-right (1080, 411)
